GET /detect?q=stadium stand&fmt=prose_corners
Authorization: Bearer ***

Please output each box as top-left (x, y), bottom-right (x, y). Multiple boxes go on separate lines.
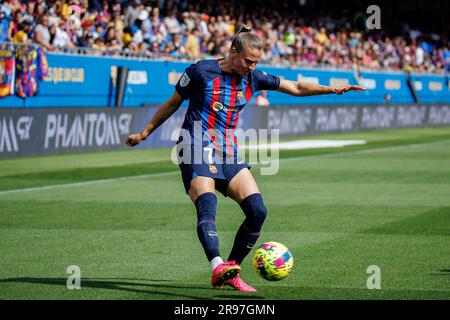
top-left (1, 0), bottom-right (449, 73)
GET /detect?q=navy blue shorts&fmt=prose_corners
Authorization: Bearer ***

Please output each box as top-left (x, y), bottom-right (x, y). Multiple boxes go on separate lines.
top-left (177, 144), bottom-right (250, 196)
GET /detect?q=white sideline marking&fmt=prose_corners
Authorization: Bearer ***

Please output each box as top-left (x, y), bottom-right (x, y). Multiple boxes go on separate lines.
top-left (0, 138), bottom-right (448, 196)
top-left (279, 138), bottom-right (450, 163)
top-left (0, 171), bottom-right (178, 196)
top-left (243, 139), bottom-right (367, 150)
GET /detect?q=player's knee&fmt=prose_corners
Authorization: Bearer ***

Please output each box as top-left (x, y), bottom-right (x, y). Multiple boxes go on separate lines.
top-left (195, 192), bottom-right (217, 222)
top-left (253, 201), bottom-right (268, 227)
top-left (240, 193), bottom-right (267, 230)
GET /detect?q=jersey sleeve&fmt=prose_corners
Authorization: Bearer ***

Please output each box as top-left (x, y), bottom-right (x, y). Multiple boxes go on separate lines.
top-left (252, 70), bottom-right (280, 91)
top-left (175, 63), bottom-right (201, 99)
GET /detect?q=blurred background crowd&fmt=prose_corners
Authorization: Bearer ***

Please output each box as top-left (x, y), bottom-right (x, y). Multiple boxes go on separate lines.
top-left (1, 0), bottom-right (449, 73)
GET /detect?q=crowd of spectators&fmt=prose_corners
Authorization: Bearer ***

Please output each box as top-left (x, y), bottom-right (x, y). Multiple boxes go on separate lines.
top-left (1, 0), bottom-right (449, 73)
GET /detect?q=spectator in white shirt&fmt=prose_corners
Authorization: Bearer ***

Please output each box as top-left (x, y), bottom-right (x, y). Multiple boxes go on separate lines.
top-left (52, 20), bottom-right (75, 49)
top-left (34, 15), bottom-right (54, 51)
top-left (164, 9), bottom-right (181, 35)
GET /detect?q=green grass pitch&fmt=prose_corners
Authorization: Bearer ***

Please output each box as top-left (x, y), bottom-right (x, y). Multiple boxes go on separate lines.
top-left (0, 127), bottom-right (449, 300)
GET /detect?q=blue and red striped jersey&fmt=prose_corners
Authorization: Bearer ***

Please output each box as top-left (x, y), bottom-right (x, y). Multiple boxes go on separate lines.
top-left (175, 59), bottom-right (280, 156)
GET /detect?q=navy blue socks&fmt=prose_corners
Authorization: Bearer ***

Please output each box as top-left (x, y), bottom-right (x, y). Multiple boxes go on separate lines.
top-left (228, 193), bottom-right (267, 264)
top-left (195, 192), bottom-right (220, 261)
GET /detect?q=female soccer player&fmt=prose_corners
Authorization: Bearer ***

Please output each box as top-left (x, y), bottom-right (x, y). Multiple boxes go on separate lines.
top-left (126, 26), bottom-right (365, 292)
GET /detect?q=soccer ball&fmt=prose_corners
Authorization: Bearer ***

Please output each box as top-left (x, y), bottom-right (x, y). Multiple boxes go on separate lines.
top-left (253, 241), bottom-right (294, 281)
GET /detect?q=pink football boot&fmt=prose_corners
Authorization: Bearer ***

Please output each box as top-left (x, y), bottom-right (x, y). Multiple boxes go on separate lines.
top-left (211, 260), bottom-right (241, 288)
top-left (224, 275), bottom-right (257, 292)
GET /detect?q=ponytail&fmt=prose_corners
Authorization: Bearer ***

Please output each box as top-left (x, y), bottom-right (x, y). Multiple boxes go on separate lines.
top-left (231, 25), bottom-right (262, 53)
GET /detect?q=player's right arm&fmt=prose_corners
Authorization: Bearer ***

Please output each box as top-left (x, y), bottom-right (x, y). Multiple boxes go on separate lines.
top-left (125, 90), bottom-right (184, 147)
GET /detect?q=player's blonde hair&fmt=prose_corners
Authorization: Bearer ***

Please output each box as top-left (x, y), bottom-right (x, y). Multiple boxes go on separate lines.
top-left (231, 25), bottom-right (263, 53)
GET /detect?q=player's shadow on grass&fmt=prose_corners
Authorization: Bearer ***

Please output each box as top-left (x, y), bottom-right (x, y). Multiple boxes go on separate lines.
top-left (0, 277), bottom-right (224, 300)
top-left (428, 269), bottom-right (450, 276)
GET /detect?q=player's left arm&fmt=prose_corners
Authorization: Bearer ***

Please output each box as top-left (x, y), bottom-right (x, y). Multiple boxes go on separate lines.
top-left (276, 79), bottom-right (365, 97)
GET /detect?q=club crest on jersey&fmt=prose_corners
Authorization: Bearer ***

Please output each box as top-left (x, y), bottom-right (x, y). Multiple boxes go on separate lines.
top-left (237, 91), bottom-right (244, 99)
top-left (209, 164), bottom-right (218, 174)
top-left (212, 101), bottom-right (223, 112)
top-left (179, 72), bottom-right (190, 87)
